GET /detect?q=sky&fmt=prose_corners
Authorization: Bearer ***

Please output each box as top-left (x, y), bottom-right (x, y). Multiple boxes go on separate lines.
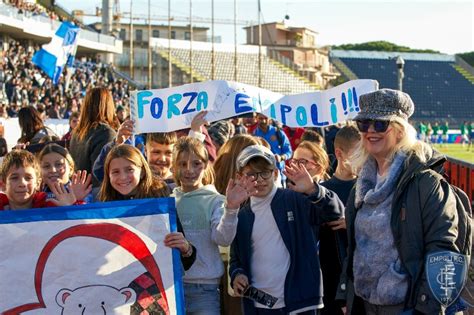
top-left (57, 0), bottom-right (473, 55)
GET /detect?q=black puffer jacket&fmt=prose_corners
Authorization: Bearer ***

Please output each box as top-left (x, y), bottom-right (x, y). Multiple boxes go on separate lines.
top-left (338, 148), bottom-right (466, 314)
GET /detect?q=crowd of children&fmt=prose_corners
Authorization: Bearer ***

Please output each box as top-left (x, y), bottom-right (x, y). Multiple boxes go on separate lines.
top-left (2, 85), bottom-right (469, 315)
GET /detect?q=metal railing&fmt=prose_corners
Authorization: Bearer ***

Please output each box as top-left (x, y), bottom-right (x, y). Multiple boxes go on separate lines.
top-left (444, 157), bottom-right (474, 205)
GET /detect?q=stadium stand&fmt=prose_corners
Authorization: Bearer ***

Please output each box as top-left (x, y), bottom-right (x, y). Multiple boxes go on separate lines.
top-left (120, 38), bottom-right (320, 94)
top-left (159, 47), bottom-right (319, 94)
top-left (331, 50), bottom-right (474, 123)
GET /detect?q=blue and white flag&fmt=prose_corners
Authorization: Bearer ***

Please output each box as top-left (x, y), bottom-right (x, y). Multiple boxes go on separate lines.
top-left (32, 21), bottom-right (80, 85)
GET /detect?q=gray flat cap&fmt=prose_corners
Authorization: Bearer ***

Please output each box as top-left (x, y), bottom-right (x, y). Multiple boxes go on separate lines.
top-left (354, 89), bottom-right (415, 121)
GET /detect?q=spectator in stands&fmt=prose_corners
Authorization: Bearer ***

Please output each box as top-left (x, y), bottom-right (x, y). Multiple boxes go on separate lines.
top-left (231, 117), bottom-right (247, 135)
top-left (208, 120), bottom-right (234, 153)
top-left (17, 106), bottom-right (57, 145)
top-left (242, 112), bottom-right (257, 134)
top-left (116, 105), bottom-right (127, 124)
top-left (70, 87), bottom-right (118, 190)
top-left (301, 129), bottom-right (325, 147)
top-left (283, 126), bottom-right (305, 151)
top-left (61, 112), bottom-right (80, 142)
top-left (319, 126), bottom-right (361, 315)
top-left (253, 113), bottom-right (292, 186)
top-left (338, 89), bottom-right (464, 314)
top-left (0, 125), bottom-right (7, 157)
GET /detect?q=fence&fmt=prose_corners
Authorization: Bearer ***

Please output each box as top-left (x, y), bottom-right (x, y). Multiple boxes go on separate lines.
top-left (444, 157), bottom-right (474, 205)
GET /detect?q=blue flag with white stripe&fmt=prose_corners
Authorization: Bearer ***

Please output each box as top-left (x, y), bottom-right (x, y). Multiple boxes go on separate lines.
top-left (32, 21), bottom-right (80, 85)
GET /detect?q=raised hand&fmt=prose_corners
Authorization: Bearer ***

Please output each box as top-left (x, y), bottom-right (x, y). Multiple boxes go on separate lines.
top-left (69, 170), bottom-right (92, 201)
top-left (190, 110), bottom-right (208, 132)
top-left (225, 174), bottom-right (258, 209)
top-left (116, 119), bottom-right (134, 144)
top-left (47, 182), bottom-right (77, 206)
top-left (284, 161), bottom-right (317, 195)
top-left (13, 142), bottom-right (29, 150)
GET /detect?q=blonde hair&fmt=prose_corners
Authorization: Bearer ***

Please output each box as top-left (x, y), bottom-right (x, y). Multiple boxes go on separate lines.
top-left (352, 118), bottom-right (431, 172)
top-left (98, 144), bottom-right (168, 201)
top-left (172, 137), bottom-right (215, 187)
top-left (296, 141), bottom-right (330, 181)
top-left (213, 134), bottom-right (261, 194)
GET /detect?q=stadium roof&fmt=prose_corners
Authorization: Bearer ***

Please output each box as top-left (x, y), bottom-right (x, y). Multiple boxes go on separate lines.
top-left (330, 50), bottom-right (455, 62)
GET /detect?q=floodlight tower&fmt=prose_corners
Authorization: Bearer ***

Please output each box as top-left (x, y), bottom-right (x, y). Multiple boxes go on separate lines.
top-left (396, 56), bottom-right (405, 92)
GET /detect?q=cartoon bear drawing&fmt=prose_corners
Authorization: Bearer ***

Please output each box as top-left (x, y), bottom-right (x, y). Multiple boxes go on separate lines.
top-left (56, 285), bottom-right (137, 315)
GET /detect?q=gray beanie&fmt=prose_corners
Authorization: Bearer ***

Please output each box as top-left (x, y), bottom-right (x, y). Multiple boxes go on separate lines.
top-left (354, 89), bottom-right (415, 121)
top-left (208, 120), bottom-right (232, 148)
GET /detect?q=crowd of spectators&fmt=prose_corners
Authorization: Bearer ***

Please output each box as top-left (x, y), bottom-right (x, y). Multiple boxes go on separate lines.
top-left (0, 39), bottom-right (131, 121)
top-left (3, 0), bottom-right (88, 29)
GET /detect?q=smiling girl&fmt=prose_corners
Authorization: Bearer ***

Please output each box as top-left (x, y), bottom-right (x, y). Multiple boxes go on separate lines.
top-left (38, 144), bottom-right (92, 203)
top-left (172, 137), bottom-right (254, 315)
top-left (98, 144), bottom-right (197, 314)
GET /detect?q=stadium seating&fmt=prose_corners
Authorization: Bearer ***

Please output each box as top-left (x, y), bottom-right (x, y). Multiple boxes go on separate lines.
top-left (155, 47), bottom-right (319, 94)
top-left (331, 50), bottom-right (474, 123)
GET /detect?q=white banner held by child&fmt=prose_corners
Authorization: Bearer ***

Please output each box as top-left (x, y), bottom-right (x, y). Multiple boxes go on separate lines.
top-left (131, 79), bottom-right (379, 133)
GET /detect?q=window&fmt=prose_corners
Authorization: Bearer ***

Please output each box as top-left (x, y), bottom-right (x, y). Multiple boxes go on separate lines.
top-left (152, 30), bottom-right (160, 38)
top-left (136, 29), bottom-right (143, 42)
top-left (184, 32), bottom-right (191, 40)
top-left (119, 29), bottom-right (126, 40)
top-left (171, 31), bottom-right (176, 39)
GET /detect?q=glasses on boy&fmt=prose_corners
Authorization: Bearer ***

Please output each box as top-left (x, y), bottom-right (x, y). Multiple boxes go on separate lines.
top-left (356, 120), bottom-right (391, 133)
top-left (242, 170), bottom-right (273, 180)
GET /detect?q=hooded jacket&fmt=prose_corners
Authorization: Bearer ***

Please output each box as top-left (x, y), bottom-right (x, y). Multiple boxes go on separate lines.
top-left (338, 147), bottom-right (465, 314)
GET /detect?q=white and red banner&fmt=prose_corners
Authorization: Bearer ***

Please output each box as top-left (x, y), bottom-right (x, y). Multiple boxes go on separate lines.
top-left (0, 198), bottom-right (184, 315)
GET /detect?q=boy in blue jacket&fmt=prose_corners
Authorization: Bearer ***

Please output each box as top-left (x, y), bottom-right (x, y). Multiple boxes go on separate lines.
top-left (228, 144), bottom-right (344, 315)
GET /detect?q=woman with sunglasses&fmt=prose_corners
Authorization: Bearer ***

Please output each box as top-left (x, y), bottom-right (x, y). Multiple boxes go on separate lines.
top-left (338, 89), bottom-right (467, 314)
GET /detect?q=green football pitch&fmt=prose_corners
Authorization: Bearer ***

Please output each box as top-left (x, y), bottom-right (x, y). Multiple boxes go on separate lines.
top-left (432, 144), bottom-right (474, 164)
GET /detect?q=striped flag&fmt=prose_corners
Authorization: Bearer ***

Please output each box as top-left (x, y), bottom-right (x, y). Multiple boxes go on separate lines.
top-left (32, 21), bottom-right (80, 85)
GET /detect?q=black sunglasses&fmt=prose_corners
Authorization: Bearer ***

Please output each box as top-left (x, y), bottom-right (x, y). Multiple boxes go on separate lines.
top-left (356, 120), bottom-right (391, 133)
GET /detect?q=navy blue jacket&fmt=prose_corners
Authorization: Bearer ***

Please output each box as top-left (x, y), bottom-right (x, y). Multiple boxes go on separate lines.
top-left (229, 185), bottom-right (344, 313)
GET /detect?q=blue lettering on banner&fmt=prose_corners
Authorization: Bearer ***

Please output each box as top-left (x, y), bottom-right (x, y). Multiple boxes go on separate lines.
top-left (341, 92), bottom-right (348, 115)
top-left (150, 97), bottom-right (164, 119)
top-left (330, 98), bottom-right (338, 123)
top-left (353, 87), bottom-right (360, 111)
top-left (348, 88), bottom-right (354, 112)
top-left (280, 104), bottom-right (292, 125)
top-left (137, 90), bottom-right (210, 120)
top-left (234, 93), bottom-right (252, 114)
top-left (310, 103), bottom-right (329, 126)
top-left (167, 94), bottom-right (182, 119)
top-left (137, 91), bottom-right (153, 118)
top-left (182, 92), bottom-right (198, 114)
top-left (295, 106), bottom-right (307, 126)
top-left (270, 103), bottom-right (277, 119)
top-left (196, 91), bottom-right (208, 111)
